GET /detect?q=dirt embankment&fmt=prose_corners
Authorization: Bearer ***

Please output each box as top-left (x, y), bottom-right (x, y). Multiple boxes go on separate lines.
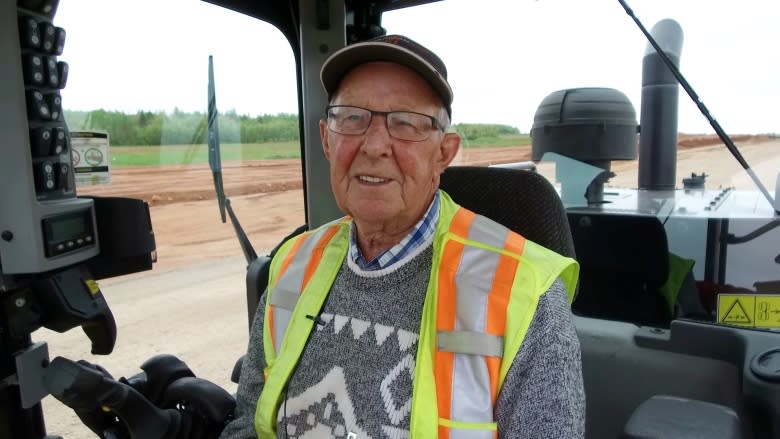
top-left (677, 134), bottom-right (764, 149)
top-left (73, 133), bottom-right (777, 273)
top-left (80, 134), bottom-right (770, 207)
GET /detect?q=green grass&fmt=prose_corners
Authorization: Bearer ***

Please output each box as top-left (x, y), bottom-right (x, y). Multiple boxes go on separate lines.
top-left (461, 134), bottom-right (531, 148)
top-left (108, 141), bottom-right (301, 166)
top-left (107, 136), bottom-right (531, 167)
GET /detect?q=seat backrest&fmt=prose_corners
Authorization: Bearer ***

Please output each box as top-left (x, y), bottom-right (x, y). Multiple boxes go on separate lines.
top-left (567, 212), bottom-right (672, 326)
top-left (439, 166), bottom-right (576, 259)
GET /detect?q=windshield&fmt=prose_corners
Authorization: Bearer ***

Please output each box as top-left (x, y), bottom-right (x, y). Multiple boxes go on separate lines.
top-left (37, 1), bottom-right (779, 435)
top-left (383, 0), bottom-right (779, 328)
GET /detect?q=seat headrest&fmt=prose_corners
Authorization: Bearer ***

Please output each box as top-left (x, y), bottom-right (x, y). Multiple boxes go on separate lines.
top-left (440, 166), bottom-right (575, 259)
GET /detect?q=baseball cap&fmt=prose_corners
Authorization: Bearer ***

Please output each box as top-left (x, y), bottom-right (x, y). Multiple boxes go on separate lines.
top-left (320, 34), bottom-right (453, 116)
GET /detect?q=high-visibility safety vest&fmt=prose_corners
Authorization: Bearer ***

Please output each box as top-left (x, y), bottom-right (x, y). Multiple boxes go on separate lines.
top-left (254, 191), bottom-right (579, 438)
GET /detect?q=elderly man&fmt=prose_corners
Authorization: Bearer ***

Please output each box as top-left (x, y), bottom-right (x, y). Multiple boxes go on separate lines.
top-left (220, 35), bottom-right (584, 439)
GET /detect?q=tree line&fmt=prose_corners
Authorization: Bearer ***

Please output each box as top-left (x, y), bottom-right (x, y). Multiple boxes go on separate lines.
top-left (63, 109), bottom-right (520, 146)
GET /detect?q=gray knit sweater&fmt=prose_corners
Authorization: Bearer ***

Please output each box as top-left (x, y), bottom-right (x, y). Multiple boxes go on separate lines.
top-left (220, 243), bottom-right (585, 439)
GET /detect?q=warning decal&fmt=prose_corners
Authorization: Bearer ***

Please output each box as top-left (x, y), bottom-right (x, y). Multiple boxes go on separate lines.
top-left (718, 295), bottom-right (755, 326)
top-left (718, 294), bottom-right (780, 329)
top-left (71, 131), bottom-right (110, 186)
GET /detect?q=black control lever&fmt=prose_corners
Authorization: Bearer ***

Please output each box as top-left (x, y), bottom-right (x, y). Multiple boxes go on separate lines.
top-left (45, 355), bottom-right (236, 439)
top-left (127, 354), bottom-right (196, 405)
top-left (44, 356), bottom-right (186, 439)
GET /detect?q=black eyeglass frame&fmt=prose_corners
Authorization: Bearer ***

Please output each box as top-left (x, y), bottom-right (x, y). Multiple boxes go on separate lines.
top-left (325, 105), bottom-right (447, 141)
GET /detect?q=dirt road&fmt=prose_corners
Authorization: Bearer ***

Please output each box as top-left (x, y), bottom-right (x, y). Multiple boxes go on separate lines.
top-left (39, 136), bottom-right (779, 438)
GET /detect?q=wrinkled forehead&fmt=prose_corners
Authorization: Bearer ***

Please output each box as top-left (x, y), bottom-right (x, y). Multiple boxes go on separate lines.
top-left (331, 62), bottom-right (446, 114)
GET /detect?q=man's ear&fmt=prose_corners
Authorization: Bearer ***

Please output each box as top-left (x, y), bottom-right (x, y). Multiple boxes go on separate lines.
top-left (320, 119), bottom-right (331, 160)
top-left (436, 132), bottom-right (461, 172)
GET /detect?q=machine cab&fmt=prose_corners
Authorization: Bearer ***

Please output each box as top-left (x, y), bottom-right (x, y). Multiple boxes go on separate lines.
top-left (1, 0), bottom-right (779, 438)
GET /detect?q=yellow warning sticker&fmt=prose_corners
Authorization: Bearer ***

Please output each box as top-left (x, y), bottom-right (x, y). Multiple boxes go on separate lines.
top-left (755, 297), bottom-right (780, 329)
top-left (718, 294), bottom-right (780, 329)
top-left (717, 294), bottom-right (754, 326)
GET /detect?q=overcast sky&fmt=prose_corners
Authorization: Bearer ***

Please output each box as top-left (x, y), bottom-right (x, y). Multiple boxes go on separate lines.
top-left (56, 0), bottom-right (780, 134)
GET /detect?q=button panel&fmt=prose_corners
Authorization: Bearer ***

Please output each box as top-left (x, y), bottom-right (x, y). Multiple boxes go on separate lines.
top-left (18, 2), bottom-right (73, 201)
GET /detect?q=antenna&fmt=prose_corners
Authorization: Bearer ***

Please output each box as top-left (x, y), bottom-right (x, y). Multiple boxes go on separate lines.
top-left (206, 56), bottom-right (257, 263)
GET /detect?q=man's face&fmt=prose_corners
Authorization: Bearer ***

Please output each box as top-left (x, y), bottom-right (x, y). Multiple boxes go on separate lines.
top-left (320, 62), bottom-right (460, 230)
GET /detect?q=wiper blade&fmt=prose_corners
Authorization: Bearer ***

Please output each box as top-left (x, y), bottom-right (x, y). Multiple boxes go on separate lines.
top-left (207, 55), bottom-right (257, 263)
top-left (208, 55), bottom-right (226, 223)
top-left (619, 0), bottom-right (778, 213)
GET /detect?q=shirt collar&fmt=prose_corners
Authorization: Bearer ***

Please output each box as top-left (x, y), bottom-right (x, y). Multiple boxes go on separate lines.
top-left (349, 190), bottom-right (440, 270)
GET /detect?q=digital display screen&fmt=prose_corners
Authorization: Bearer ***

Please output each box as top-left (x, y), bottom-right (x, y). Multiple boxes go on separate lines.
top-left (42, 209), bottom-right (95, 257)
top-left (49, 215), bottom-right (87, 241)
top-left (45, 211), bottom-right (90, 242)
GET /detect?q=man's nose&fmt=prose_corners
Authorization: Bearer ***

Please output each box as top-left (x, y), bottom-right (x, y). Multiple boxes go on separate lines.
top-left (361, 114), bottom-right (392, 152)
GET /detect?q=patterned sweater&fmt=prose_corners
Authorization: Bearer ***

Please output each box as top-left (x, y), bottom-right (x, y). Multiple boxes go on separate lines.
top-left (219, 243), bottom-right (585, 438)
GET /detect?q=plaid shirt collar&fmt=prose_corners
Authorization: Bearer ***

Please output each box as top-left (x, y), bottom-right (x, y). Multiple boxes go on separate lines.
top-left (349, 190), bottom-right (440, 271)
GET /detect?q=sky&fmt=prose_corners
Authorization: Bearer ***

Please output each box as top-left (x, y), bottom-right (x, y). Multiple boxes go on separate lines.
top-left (55, 0), bottom-right (780, 134)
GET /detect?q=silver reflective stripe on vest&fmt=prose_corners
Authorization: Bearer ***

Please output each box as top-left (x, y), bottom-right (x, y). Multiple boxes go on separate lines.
top-left (270, 227), bottom-right (332, 353)
top-left (271, 306), bottom-right (293, 354)
top-left (269, 287), bottom-right (300, 311)
top-left (467, 215), bottom-right (510, 249)
top-left (437, 331), bottom-right (503, 357)
top-left (448, 215), bottom-right (510, 425)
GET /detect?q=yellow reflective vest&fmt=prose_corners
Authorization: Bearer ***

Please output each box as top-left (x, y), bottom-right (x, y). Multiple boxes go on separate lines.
top-left (255, 191), bottom-right (579, 438)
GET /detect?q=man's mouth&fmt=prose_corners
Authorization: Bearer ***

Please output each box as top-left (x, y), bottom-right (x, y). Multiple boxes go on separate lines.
top-left (357, 175), bottom-right (388, 184)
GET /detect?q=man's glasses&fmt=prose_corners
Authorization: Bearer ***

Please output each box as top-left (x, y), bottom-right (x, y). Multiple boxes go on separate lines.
top-left (326, 105), bottom-right (446, 142)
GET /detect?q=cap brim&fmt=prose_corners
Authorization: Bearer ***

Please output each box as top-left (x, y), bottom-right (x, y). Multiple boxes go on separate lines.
top-left (320, 41), bottom-right (453, 109)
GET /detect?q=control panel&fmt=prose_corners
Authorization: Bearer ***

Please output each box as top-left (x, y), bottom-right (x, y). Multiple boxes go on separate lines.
top-left (18, 0), bottom-right (72, 199)
top-left (0, 4), bottom-right (155, 435)
top-left (0, 0), bottom-right (99, 274)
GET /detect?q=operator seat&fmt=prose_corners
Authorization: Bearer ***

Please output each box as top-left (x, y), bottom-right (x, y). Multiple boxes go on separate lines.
top-left (439, 165), bottom-right (576, 260)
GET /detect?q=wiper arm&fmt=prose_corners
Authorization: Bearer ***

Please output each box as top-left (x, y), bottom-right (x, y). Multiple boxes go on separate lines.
top-left (224, 198), bottom-right (258, 263)
top-left (619, 0), bottom-right (778, 213)
top-left (207, 55), bottom-right (257, 263)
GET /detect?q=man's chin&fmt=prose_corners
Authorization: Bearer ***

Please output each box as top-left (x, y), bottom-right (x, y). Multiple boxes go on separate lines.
top-left (348, 204), bottom-right (401, 225)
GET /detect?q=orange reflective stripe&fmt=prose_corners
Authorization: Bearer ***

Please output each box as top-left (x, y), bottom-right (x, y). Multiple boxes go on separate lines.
top-left (268, 234), bottom-right (310, 352)
top-left (301, 225), bottom-right (340, 291)
top-left (502, 229), bottom-right (526, 257)
top-left (268, 308), bottom-right (275, 353)
top-left (484, 355), bottom-right (501, 406)
top-left (436, 208), bottom-right (476, 437)
top-left (269, 225), bottom-right (342, 354)
top-left (485, 256), bottom-right (515, 402)
top-left (449, 208), bottom-right (475, 238)
top-left (485, 232), bottom-right (524, 402)
top-left (436, 240), bottom-right (460, 438)
top-left (486, 258), bottom-right (514, 338)
top-left (278, 233), bottom-right (309, 281)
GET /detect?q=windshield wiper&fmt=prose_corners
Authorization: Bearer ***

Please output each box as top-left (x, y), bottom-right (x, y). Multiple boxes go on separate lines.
top-left (207, 55), bottom-right (258, 263)
top-left (619, 0), bottom-right (778, 214)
